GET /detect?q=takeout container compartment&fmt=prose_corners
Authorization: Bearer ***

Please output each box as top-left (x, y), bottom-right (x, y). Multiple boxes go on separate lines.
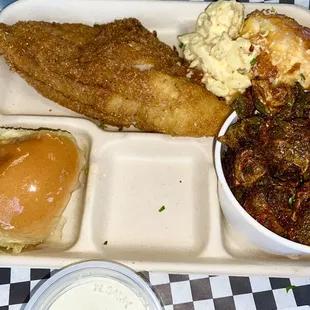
top-left (74, 131), bottom-right (218, 261)
top-left (91, 138), bottom-right (211, 260)
top-left (0, 114), bottom-right (223, 266)
top-left (215, 112), bottom-right (310, 256)
top-left (0, 115), bottom-right (92, 253)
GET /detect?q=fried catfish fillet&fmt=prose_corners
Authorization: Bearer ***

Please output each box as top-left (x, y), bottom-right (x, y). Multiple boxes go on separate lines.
top-left (241, 11), bottom-right (310, 90)
top-left (0, 19), bottom-right (231, 136)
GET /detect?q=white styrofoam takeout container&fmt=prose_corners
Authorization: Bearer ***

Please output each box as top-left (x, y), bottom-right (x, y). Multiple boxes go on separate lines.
top-left (0, 0), bottom-right (310, 276)
top-left (215, 113), bottom-right (310, 256)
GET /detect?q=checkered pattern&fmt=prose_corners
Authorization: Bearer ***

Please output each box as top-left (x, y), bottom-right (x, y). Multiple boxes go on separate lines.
top-left (185, 0), bottom-right (310, 9)
top-left (188, 0), bottom-right (310, 9)
top-left (0, 0), bottom-right (309, 14)
top-left (1, 268), bottom-right (310, 310)
top-left (148, 273), bottom-right (310, 310)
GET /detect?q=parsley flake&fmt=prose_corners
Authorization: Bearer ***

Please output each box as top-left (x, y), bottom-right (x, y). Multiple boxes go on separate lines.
top-left (179, 42), bottom-right (184, 49)
top-left (271, 7), bottom-right (276, 13)
top-left (288, 195), bottom-right (295, 206)
top-left (285, 285), bottom-right (296, 293)
top-left (103, 241), bottom-right (108, 245)
top-left (300, 73), bottom-right (306, 81)
top-left (250, 57), bottom-right (257, 66)
top-left (99, 123), bottom-right (107, 130)
top-left (159, 206), bottom-right (166, 212)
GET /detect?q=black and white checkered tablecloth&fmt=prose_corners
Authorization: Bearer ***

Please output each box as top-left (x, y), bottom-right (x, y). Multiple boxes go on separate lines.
top-left (192, 0), bottom-right (309, 9)
top-left (0, 0), bottom-right (309, 309)
top-left (1, 268), bottom-right (310, 310)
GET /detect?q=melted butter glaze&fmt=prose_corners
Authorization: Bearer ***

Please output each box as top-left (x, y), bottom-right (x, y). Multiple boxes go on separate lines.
top-left (0, 131), bottom-right (83, 244)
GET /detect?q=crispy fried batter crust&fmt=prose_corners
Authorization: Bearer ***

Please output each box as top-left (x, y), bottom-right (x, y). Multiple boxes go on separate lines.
top-left (0, 19), bottom-right (231, 136)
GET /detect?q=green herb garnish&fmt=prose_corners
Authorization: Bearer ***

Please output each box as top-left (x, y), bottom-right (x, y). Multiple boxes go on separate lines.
top-left (244, 166), bottom-right (253, 174)
top-left (300, 73), bottom-right (306, 81)
top-left (250, 57), bottom-right (257, 66)
top-left (159, 206), bottom-right (166, 212)
top-left (84, 167), bottom-right (89, 176)
top-left (288, 195), bottom-right (295, 206)
top-left (103, 241), bottom-right (108, 245)
top-left (271, 7), bottom-right (276, 13)
top-left (99, 123), bottom-right (107, 130)
top-left (179, 42), bottom-right (184, 49)
top-left (285, 285), bottom-right (296, 293)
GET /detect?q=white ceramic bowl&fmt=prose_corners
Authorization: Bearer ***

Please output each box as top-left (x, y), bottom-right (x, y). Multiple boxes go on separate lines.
top-left (215, 112), bottom-right (310, 255)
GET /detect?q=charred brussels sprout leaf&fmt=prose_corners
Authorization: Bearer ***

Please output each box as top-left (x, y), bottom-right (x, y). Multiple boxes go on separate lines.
top-left (233, 88), bottom-right (256, 119)
top-left (255, 100), bottom-right (268, 115)
top-left (218, 117), bottom-right (263, 149)
top-left (235, 82), bottom-right (309, 119)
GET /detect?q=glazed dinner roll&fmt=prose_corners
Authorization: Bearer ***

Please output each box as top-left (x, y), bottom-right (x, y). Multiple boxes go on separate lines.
top-left (0, 129), bottom-right (85, 253)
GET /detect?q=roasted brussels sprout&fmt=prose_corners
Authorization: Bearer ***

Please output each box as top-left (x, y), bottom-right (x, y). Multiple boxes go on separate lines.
top-left (219, 83), bottom-right (310, 246)
top-left (232, 82), bottom-right (310, 119)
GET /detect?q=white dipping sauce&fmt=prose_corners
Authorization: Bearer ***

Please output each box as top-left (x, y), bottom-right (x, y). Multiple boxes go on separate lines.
top-left (49, 277), bottom-right (147, 310)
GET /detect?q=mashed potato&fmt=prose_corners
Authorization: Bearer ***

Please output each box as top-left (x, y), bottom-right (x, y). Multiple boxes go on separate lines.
top-left (179, 0), bottom-right (259, 101)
